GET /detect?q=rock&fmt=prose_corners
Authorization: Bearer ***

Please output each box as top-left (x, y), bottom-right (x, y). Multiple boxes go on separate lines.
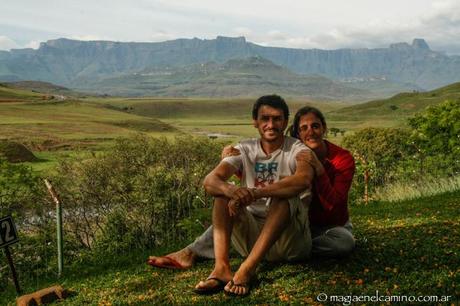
top-left (16, 285), bottom-right (68, 306)
top-left (0, 140), bottom-right (38, 163)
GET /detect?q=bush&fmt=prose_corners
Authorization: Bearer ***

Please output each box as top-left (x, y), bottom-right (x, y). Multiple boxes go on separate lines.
top-left (341, 127), bottom-right (414, 204)
top-left (0, 157), bottom-right (55, 288)
top-left (0, 157), bottom-right (44, 217)
top-left (408, 99), bottom-right (460, 175)
top-left (51, 135), bottom-right (226, 254)
top-left (342, 100), bottom-right (460, 204)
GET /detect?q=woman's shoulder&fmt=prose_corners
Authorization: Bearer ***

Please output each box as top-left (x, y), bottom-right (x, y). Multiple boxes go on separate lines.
top-left (326, 140), bottom-right (354, 164)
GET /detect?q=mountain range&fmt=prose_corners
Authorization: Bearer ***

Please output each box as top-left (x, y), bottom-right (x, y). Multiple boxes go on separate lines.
top-left (1, 36), bottom-right (459, 100)
top-left (78, 56), bottom-right (376, 100)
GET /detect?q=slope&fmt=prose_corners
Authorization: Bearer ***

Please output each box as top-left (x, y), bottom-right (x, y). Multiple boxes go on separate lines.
top-left (327, 81), bottom-right (460, 123)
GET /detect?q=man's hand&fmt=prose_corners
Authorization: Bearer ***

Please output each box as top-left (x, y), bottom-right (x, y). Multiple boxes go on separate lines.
top-left (228, 199), bottom-right (242, 217)
top-left (296, 150), bottom-right (325, 177)
top-left (226, 187), bottom-right (255, 207)
top-left (221, 145), bottom-right (241, 160)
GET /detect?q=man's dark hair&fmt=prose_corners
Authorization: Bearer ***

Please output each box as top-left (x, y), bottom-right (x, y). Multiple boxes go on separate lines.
top-left (289, 106), bottom-right (327, 139)
top-left (252, 95), bottom-right (289, 120)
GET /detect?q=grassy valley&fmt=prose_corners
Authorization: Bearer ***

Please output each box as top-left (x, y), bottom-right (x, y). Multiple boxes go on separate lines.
top-left (1, 80), bottom-right (459, 172)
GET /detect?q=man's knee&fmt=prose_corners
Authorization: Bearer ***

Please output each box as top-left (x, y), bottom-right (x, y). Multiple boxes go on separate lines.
top-left (213, 196), bottom-right (229, 206)
top-left (268, 198), bottom-right (290, 215)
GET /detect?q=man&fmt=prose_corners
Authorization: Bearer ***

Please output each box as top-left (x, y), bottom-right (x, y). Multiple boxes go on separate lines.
top-left (151, 95), bottom-right (315, 296)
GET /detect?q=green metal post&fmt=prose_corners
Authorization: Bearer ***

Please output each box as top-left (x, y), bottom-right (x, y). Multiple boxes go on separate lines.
top-left (45, 179), bottom-right (63, 277)
top-left (56, 200), bottom-right (63, 277)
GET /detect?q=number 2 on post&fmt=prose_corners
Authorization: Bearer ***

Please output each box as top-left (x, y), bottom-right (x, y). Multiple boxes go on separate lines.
top-left (1, 221), bottom-right (14, 243)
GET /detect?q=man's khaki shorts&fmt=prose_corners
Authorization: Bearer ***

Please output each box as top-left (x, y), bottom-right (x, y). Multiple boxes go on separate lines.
top-left (231, 194), bottom-right (312, 262)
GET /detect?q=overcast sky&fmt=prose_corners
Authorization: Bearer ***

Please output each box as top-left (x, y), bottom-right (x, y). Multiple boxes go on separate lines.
top-left (1, 0), bottom-right (460, 54)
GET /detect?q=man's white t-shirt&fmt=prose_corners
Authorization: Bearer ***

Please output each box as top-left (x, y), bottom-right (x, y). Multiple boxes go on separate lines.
top-left (222, 136), bottom-right (311, 217)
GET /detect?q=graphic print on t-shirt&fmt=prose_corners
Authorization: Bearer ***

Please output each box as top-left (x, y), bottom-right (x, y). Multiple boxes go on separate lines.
top-left (254, 162), bottom-right (278, 187)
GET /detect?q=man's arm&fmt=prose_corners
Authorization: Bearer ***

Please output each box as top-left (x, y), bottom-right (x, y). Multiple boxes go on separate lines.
top-left (254, 152), bottom-right (314, 200)
top-left (203, 162), bottom-right (239, 197)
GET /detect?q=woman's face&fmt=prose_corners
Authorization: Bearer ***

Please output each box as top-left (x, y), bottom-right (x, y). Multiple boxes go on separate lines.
top-left (298, 112), bottom-right (326, 150)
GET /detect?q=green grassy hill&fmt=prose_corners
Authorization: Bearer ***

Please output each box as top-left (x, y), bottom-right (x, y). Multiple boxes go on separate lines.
top-left (0, 83), bottom-right (45, 101)
top-left (327, 82), bottom-right (460, 123)
top-left (85, 96), bottom-right (348, 138)
top-left (4, 81), bottom-right (78, 96)
top-left (0, 100), bottom-right (178, 144)
top-left (2, 191), bottom-right (458, 305)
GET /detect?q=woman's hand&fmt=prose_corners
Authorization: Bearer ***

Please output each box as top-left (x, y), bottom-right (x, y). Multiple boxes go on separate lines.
top-left (221, 145), bottom-right (241, 160)
top-left (296, 150), bottom-right (325, 177)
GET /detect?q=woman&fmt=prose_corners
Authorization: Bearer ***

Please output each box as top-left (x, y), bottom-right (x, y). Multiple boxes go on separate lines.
top-left (288, 106), bottom-right (355, 258)
top-left (147, 106), bottom-right (355, 269)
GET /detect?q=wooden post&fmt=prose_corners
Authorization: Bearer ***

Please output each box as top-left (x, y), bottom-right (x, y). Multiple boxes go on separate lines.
top-left (44, 179), bottom-right (63, 277)
top-left (363, 168), bottom-right (369, 205)
top-left (4, 246), bottom-right (21, 294)
top-left (354, 153), bottom-right (370, 205)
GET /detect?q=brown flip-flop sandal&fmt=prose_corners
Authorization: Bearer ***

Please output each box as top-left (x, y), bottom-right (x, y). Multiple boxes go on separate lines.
top-left (193, 277), bottom-right (227, 295)
top-left (224, 279), bottom-right (251, 297)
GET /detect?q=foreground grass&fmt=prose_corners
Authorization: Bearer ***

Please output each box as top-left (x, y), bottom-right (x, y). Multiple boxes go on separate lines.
top-left (2, 191), bottom-right (459, 305)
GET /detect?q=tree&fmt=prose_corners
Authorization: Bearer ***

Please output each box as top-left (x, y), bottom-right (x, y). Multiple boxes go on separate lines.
top-left (408, 100), bottom-right (460, 174)
top-left (329, 127), bottom-right (340, 137)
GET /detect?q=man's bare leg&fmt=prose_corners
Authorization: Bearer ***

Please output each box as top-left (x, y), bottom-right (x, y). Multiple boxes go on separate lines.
top-left (225, 198), bottom-right (290, 295)
top-left (195, 197), bottom-right (233, 290)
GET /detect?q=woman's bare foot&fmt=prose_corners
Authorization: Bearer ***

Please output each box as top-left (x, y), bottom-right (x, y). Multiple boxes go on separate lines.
top-left (148, 247), bottom-right (196, 269)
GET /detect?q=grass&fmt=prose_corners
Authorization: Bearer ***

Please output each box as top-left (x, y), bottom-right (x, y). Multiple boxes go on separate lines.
top-left (1, 83), bottom-right (454, 165)
top-left (373, 175), bottom-right (460, 203)
top-left (327, 81), bottom-right (460, 123)
top-left (2, 191), bottom-right (459, 305)
top-left (0, 83), bottom-right (44, 101)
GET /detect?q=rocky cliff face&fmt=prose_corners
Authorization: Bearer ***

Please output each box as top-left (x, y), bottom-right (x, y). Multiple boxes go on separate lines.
top-left (250, 38), bottom-right (459, 89)
top-left (1, 36), bottom-right (459, 91)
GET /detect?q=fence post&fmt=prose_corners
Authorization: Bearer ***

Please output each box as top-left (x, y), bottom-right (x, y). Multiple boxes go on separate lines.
top-left (44, 179), bottom-right (63, 277)
top-left (4, 246), bottom-right (21, 294)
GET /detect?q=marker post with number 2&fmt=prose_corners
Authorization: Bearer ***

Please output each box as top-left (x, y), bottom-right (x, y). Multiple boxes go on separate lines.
top-left (1, 215), bottom-right (21, 294)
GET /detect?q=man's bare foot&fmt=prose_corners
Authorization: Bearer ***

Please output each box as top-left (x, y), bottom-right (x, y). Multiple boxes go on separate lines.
top-left (224, 262), bottom-right (256, 296)
top-left (195, 264), bottom-right (232, 292)
top-left (148, 247), bottom-right (196, 269)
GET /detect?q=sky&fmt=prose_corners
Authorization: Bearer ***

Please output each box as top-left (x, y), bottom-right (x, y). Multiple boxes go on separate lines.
top-left (1, 0), bottom-right (460, 54)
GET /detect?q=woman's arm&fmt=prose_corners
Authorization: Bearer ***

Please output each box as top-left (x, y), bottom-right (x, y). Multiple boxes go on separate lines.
top-left (314, 153), bottom-right (355, 212)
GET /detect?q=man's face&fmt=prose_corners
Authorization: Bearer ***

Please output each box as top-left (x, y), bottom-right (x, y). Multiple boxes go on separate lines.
top-left (253, 105), bottom-right (288, 142)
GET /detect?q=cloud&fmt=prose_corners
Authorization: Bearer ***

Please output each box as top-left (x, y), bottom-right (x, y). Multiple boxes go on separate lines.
top-left (149, 31), bottom-right (176, 42)
top-left (70, 35), bottom-right (113, 41)
top-left (1, 0), bottom-right (460, 54)
top-left (241, 1), bottom-right (460, 54)
top-left (0, 36), bottom-right (19, 50)
top-left (25, 40), bottom-right (40, 49)
top-left (233, 27), bottom-right (252, 37)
